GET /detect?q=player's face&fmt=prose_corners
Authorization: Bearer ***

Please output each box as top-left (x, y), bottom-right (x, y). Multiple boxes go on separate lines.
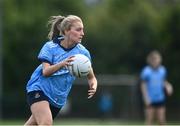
top-left (149, 54), bottom-right (162, 68)
top-left (67, 21), bottom-right (84, 44)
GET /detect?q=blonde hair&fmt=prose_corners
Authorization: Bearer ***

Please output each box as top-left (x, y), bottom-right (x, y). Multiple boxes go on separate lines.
top-left (146, 50), bottom-right (162, 64)
top-left (47, 15), bottom-right (82, 40)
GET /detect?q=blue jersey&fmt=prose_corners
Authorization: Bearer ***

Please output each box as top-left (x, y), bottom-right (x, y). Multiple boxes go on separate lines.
top-left (26, 36), bottom-right (91, 108)
top-left (140, 65), bottom-right (167, 103)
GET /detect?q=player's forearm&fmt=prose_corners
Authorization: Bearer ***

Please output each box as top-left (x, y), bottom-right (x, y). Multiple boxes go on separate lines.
top-left (141, 82), bottom-right (149, 103)
top-left (42, 57), bottom-right (74, 77)
top-left (87, 68), bottom-right (97, 90)
top-left (87, 69), bottom-right (97, 99)
top-left (42, 62), bottom-right (64, 77)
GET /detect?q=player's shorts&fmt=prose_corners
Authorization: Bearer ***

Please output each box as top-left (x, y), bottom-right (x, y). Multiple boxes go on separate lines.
top-left (27, 90), bottom-right (61, 119)
top-left (150, 100), bottom-right (166, 108)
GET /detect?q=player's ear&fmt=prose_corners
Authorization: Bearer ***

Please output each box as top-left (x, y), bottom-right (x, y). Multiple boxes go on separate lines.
top-left (64, 29), bottom-right (70, 35)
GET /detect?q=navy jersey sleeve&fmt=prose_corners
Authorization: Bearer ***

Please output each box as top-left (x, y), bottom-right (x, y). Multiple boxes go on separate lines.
top-left (38, 43), bottom-right (53, 64)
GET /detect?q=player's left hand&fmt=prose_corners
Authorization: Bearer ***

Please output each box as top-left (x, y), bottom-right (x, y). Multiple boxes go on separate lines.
top-left (165, 82), bottom-right (173, 96)
top-left (88, 87), bottom-right (96, 99)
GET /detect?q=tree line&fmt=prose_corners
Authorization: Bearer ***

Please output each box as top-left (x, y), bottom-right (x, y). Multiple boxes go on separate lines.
top-left (2, 0), bottom-right (180, 107)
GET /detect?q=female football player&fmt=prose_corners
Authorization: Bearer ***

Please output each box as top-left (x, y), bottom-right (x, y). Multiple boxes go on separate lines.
top-left (24, 15), bottom-right (97, 126)
top-left (140, 50), bottom-right (173, 125)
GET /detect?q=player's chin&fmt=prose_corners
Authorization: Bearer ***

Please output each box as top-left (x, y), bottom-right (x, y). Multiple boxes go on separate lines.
top-left (73, 38), bottom-right (81, 44)
top-left (78, 38), bottom-right (82, 42)
top-left (76, 41), bottom-right (81, 44)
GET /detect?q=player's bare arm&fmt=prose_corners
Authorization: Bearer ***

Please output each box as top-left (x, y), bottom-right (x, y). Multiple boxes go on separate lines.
top-left (87, 68), bottom-right (97, 99)
top-left (141, 81), bottom-right (150, 106)
top-left (42, 56), bottom-right (74, 77)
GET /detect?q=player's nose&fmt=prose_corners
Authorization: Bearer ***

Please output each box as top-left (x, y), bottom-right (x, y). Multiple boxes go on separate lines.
top-left (81, 30), bottom-right (84, 36)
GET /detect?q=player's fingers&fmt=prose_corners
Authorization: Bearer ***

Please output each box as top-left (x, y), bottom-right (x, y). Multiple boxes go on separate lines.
top-left (88, 95), bottom-right (93, 99)
top-left (69, 56), bottom-right (75, 58)
top-left (68, 56), bottom-right (75, 60)
top-left (88, 88), bottom-right (96, 92)
top-left (88, 89), bottom-right (94, 92)
top-left (66, 58), bottom-right (74, 63)
top-left (66, 62), bottom-right (71, 66)
top-left (65, 56), bottom-right (75, 62)
top-left (88, 90), bottom-right (96, 94)
top-left (88, 92), bottom-right (94, 96)
top-left (88, 89), bottom-right (95, 99)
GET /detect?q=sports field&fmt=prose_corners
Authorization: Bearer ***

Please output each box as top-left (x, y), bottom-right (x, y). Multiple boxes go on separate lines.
top-left (0, 118), bottom-right (143, 125)
top-left (0, 118), bottom-right (179, 125)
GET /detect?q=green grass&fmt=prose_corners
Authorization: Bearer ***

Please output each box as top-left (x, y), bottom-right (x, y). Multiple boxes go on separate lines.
top-left (54, 118), bottom-right (143, 125)
top-left (0, 118), bottom-right (179, 125)
top-left (0, 118), bottom-right (143, 125)
top-left (0, 119), bottom-right (24, 125)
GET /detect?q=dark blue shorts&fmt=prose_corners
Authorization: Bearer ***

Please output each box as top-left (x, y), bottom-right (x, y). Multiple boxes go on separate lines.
top-left (27, 90), bottom-right (61, 119)
top-left (150, 100), bottom-right (166, 108)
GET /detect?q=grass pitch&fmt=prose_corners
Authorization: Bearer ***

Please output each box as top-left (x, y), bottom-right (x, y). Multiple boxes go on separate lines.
top-left (0, 118), bottom-right (142, 125)
top-left (0, 118), bottom-right (179, 125)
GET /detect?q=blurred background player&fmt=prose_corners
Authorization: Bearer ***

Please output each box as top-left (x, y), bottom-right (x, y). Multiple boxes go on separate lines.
top-left (140, 50), bottom-right (173, 125)
top-left (98, 90), bottom-right (113, 119)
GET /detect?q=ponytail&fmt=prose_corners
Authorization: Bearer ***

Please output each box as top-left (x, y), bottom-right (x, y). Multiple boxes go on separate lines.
top-left (47, 15), bottom-right (65, 40)
top-left (47, 15), bottom-right (82, 40)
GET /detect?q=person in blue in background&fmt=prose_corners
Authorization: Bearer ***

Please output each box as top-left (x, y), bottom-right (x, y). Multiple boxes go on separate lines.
top-left (98, 90), bottom-right (113, 118)
top-left (140, 50), bottom-right (173, 125)
top-left (24, 15), bottom-right (97, 126)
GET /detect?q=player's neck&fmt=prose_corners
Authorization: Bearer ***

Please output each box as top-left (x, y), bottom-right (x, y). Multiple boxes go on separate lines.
top-left (61, 39), bottom-right (76, 49)
top-left (150, 65), bottom-right (160, 70)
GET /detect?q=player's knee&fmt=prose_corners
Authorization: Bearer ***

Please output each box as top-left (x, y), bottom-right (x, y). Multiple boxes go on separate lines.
top-left (24, 121), bottom-right (37, 126)
top-left (37, 117), bottom-right (53, 125)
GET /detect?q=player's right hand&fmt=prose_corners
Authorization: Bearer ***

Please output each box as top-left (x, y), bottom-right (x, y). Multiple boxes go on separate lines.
top-left (60, 56), bottom-right (75, 67)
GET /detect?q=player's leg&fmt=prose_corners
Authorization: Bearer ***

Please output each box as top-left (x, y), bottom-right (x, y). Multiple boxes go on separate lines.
top-left (25, 91), bottom-right (53, 125)
top-left (24, 115), bottom-right (37, 126)
top-left (156, 106), bottom-right (166, 125)
top-left (31, 100), bottom-right (53, 125)
top-left (31, 101), bottom-right (53, 126)
top-left (25, 90), bottom-right (61, 125)
top-left (145, 106), bottom-right (155, 125)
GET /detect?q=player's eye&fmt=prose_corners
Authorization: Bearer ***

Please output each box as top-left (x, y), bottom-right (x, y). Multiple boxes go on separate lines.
top-left (76, 28), bottom-right (83, 32)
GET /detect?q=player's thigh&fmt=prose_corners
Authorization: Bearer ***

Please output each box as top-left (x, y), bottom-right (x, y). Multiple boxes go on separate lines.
top-left (145, 106), bottom-right (155, 118)
top-left (30, 100), bottom-right (53, 125)
top-left (157, 106), bottom-right (166, 119)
